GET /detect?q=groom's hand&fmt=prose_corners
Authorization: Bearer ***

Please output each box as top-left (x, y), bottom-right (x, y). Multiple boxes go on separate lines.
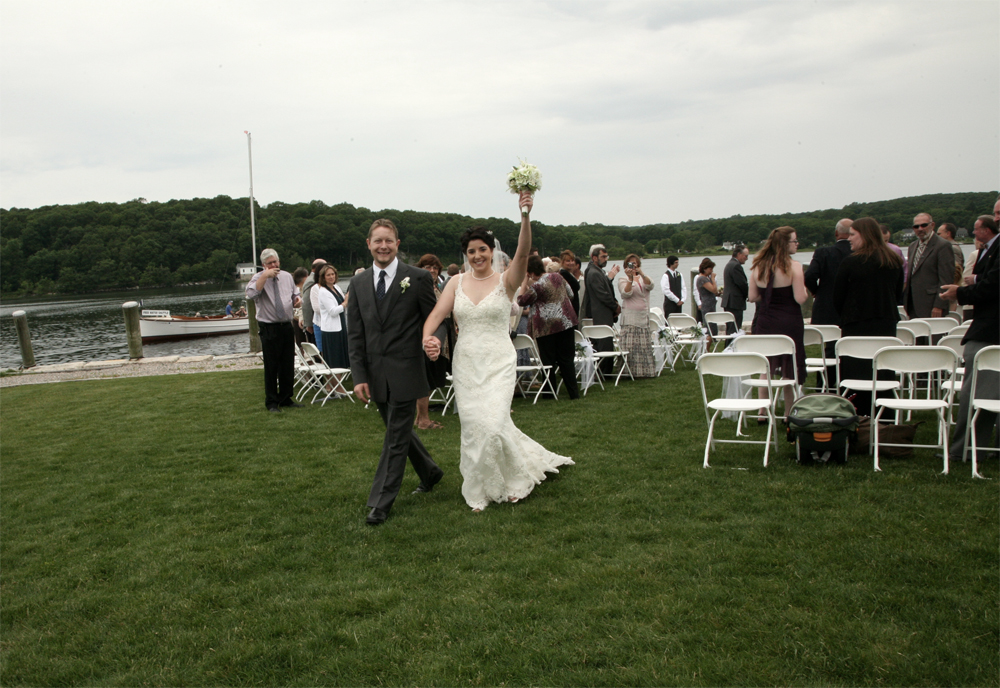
top-left (423, 336), bottom-right (441, 361)
top-left (354, 383), bottom-right (371, 404)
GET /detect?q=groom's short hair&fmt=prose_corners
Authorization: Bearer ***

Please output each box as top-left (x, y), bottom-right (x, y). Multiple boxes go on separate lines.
top-left (368, 218), bottom-right (399, 239)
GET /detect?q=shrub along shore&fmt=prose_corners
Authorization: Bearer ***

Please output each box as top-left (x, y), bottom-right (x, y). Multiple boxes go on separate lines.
top-left (1, 362), bottom-right (996, 686)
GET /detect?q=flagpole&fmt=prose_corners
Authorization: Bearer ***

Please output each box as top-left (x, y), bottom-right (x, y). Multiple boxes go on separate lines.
top-left (244, 131), bottom-right (258, 270)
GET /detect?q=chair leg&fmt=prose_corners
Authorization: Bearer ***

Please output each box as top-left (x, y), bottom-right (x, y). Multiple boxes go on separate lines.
top-left (873, 406), bottom-right (883, 472)
top-left (939, 410), bottom-right (949, 475)
top-left (703, 411), bottom-right (719, 468)
top-left (763, 410), bottom-right (773, 467)
top-left (971, 408), bottom-right (985, 479)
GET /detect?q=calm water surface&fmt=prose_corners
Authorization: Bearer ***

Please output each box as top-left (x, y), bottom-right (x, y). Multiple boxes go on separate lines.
top-left (3, 246), bottom-right (973, 369)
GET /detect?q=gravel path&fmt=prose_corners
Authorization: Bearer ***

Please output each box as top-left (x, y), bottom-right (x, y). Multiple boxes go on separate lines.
top-left (0, 353), bottom-right (263, 387)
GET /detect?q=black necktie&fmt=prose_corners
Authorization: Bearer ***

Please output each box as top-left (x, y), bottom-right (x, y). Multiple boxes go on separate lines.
top-left (376, 270), bottom-right (387, 301)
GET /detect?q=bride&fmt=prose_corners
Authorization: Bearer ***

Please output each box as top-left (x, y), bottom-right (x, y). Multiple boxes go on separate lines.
top-left (422, 190), bottom-right (573, 511)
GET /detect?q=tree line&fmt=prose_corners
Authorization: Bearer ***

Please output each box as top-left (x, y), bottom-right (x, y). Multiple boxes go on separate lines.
top-left (1, 191), bottom-right (994, 296)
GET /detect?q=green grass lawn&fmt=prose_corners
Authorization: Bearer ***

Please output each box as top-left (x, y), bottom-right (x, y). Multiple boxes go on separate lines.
top-left (1, 363), bottom-right (997, 687)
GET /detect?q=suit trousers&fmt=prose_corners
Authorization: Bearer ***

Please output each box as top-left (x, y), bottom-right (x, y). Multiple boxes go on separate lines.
top-left (723, 307), bottom-right (743, 335)
top-left (369, 394), bottom-right (443, 512)
top-left (949, 339), bottom-right (1000, 462)
top-left (663, 299), bottom-right (682, 316)
top-left (258, 321), bottom-right (296, 409)
top-left (536, 328), bottom-right (580, 399)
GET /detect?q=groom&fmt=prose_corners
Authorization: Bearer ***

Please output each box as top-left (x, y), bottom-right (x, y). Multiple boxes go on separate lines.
top-left (348, 218), bottom-right (447, 525)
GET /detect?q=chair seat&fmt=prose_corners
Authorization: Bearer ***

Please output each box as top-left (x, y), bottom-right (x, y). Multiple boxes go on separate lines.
top-left (941, 380), bottom-right (962, 392)
top-left (875, 398), bottom-right (949, 411)
top-left (805, 357), bottom-right (832, 367)
top-left (708, 398), bottom-right (772, 412)
top-left (972, 399), bottom-right (1000, 413)
top-left (840, 379), bottom-right (900, 392)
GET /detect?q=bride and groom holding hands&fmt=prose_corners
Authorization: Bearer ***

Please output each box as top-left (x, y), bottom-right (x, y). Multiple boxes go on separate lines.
top-left (347, 190), bottom-right (573, 525)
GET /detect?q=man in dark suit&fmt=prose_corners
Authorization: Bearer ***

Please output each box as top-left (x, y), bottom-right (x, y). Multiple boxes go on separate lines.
top-left (348, 219), bottom-right (447, 525)
top-left (805, 219), bottom-right (852, 385)
top-left (943, 212), bottom-right (999, 465)
top-left (903, 212), bottom-right (955, 319)
top-left (721, 244), bottom-right (749, 334)
top-left (581, 243), bottom-right (620, 375)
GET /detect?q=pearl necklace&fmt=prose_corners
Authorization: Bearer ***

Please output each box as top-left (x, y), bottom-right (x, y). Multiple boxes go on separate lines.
top-left (471, 270), bottom-right (496, 281)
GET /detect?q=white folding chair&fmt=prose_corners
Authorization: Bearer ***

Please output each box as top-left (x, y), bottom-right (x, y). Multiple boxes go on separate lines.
top-left (805, 324), bottom-right (841, 388)
top-left (428, 374), bottom-right (456, 415)
top-left (649, 310), bottom-right (666, 329)
top-left (836, 337), bottom-right (903, 452)
top-left (698, 352), bottom-right (777, 468)
top-left (948, 322), bottom-right (971, 338)
top-left (910, 317), bottom-right (957, 340)
top-left (704, 311), bottom-right (739, 351)
top-left (581, 324), bottom-right (633, 385)
top-left (299, 342), bottom-right (354, 405)
top-left (894, 326), bottom-right (916, 347)
top-left (803, 326), bottom-right (829, 392)
top-left (666, 313), bottom-right (706, 362)
top-left (898, 320), bottom-right (931, 344)
top-left (897, 305), bottom-right (908, 321)
top-left (732, 334), bottom-right (801, 422)
top-left (938, 335), bottom-right (966, 423)
top-left (966, 346), bottom-right (1000, 479)
top-left (512, 334), bottom-right (558, 403)
top-left (872, 346), bottom-right (958, 473)
top-left (649, 306), bottom-right (664, 319)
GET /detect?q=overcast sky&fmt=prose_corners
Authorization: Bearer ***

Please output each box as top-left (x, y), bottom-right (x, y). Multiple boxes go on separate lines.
top-left (1, 0), bottom-right (997, 226)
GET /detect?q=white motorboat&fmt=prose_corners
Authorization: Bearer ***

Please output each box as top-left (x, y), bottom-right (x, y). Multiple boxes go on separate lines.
top-left (139, 310), bottom-right (249, 343)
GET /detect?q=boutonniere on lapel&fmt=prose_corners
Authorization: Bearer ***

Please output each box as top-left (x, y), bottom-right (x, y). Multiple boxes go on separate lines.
top-left (399, 277), bottom-right (411, 293)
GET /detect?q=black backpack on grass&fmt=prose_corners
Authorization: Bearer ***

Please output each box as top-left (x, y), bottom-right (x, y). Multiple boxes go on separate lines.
top-left (785, 394), bottom-right (860, 465)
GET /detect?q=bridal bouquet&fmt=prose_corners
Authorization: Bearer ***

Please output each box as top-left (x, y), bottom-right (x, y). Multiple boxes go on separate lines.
top-left (507, 159), bottom-right (542, 216)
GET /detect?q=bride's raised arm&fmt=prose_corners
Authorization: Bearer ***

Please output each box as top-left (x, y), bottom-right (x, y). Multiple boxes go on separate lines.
top-left (503, 190), bottom-right (533, 297)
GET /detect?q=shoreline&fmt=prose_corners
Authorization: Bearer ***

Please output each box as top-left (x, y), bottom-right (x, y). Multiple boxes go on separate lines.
top-left (0, 352), bottom-right (263, 388)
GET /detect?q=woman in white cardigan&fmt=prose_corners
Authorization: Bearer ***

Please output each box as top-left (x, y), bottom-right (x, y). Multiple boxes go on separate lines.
top-left (316, 264), bottom-right (350, 377)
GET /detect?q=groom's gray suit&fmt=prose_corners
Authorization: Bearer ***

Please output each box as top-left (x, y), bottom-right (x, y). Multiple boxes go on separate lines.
top-left (348, 261), bottom-right (446, 514)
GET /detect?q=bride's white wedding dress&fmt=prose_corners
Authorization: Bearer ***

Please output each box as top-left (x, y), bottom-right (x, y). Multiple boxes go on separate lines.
top-left (452, 274), bottom-right (573, 511)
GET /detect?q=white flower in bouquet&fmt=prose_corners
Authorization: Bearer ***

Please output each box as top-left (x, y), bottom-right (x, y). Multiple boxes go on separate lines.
top-left (507, 159), bottom-right (542, 216)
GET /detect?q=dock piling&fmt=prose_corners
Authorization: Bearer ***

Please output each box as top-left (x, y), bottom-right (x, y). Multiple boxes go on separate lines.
top-left (246, 300), bottom-right (262, 353)
top-left (12, 310), bottom-right (36, 369)
top-left (122, 301), bottom-right (143, 359)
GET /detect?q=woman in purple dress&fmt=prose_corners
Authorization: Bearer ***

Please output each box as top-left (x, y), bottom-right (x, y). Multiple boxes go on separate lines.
top-left (748, 226), bottom-right (808, 417)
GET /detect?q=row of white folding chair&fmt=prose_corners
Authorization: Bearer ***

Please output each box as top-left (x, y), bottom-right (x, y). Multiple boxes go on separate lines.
top-left (704, 311), bottom-right (739, 351)
top-left (967, 346), bottom-right (1000, 479)
top-left (666, 313), bottom-right (706, 363)
top-left (581, 324), bottom-right (634, 386)
top-left (803, 324), bottom-right (841, 392)
top-left (697, 352), bottom-right (778, 468)
top-left (296, 342), bottom-right (354, 405)
top-left (512, 334), bottom-right (558, 403)
top-left (730, 334), bottom-right (801, 435)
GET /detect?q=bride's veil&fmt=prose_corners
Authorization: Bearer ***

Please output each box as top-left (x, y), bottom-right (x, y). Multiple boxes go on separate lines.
top-left (462, 235), bottom-right (508, 275)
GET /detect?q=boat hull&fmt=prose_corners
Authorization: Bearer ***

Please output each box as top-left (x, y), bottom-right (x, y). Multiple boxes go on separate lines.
top-left (139, 316), bottom-right (250, 343)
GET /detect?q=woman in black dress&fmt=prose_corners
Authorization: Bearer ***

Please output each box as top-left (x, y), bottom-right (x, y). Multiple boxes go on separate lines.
top-left (748, 226), bottom-right (808, 415)
top-left (833, 217), bottom-right (904, 411)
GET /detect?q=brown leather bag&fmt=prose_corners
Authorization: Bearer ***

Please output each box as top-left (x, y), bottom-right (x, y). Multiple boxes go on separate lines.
top-left (851, 418), bottom-right (924, 457)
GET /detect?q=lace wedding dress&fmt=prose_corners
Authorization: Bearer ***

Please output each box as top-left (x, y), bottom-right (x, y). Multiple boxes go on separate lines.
top-left (452, 274), bottom-right (574, 511)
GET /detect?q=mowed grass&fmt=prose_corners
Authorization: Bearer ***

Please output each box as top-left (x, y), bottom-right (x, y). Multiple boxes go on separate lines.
top-left (1, 361), bottom-right (997, 687)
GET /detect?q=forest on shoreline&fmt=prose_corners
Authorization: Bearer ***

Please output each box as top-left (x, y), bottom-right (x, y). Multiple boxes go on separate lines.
top-left (1, 191), bottom-right (993, 296)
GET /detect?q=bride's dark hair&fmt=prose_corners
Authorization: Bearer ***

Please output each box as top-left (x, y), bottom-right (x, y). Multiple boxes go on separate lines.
top-left (460, 226), bottom-right (495, 253)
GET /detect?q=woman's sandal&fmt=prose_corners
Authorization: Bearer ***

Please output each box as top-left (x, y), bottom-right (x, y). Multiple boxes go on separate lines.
top-left (415, 420), bottom-right (444, 430)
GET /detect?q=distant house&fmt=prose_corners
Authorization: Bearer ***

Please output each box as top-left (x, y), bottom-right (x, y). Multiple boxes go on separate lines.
top-left (722, 242), bottom-right (735, 251)
top-left (956, 228), bottom-right (969, 239)
top-left (236, 263), bottom-right (257, 280)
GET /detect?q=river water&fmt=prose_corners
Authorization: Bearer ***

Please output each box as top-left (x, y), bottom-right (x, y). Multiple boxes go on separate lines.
top-left (3, 246), bottom-right (974, 369)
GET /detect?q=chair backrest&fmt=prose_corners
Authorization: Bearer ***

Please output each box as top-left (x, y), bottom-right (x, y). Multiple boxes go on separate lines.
top-left (512, 333), bottom-right (535, 352)
top-left (581, 318), bottom-right (594, 328)
top-left (897, 305), bottom-right (908, 321)
top-left (649, 306), bottom-right (664, 318)
top-left (937, 335), bottom-right (965, 362)
top-left (698, 351), bottom-right (771, 379)
top-left (704, 311), bottom-right (735, 326)
top-left (667, 314), bottom-right (698, 330)
top-left (732, 334), bottom-right (795, 358)
top-left (874, 346), bottom-right (957, 376)
top-left (897, 321), bottom-right (931, 340)
top-left (809, 324), bottom-right (841, 343)
top-left (836, 336), bottom-right (903, 361)
top-left (582, 324), bottom-right (616, 341)
top-left (649, 311), bottom-right (666, 328)
top-left (910, 317), bottom-right (956, 336)
top-left (802, 326), bottom-right (823, 348)
top-left (574, 329), bottom-right (586, 345)
top-left (894, 326), bottom-right (916, 347)
top-left (972, 345), bottom-right (1000, 374)
top-left (948, 322), bottom-right (970, 337)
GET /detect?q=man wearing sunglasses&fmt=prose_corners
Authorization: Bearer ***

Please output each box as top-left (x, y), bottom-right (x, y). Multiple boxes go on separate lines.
top-left (903, 212), bottom-right (955, 319)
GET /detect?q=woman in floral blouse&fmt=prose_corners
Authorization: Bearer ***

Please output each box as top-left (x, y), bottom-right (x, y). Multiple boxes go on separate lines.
top-left (517, 255), bottom-right (580, 400)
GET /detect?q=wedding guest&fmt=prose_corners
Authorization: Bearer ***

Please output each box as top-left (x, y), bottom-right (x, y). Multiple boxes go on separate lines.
top-left (695, 258), bottom-right (719, 335)
top-left (518, 255), bottom-right (580, 399)
top-left (414, 254), bottom-right (450, 430)
top-left (246, 248), bottom-right (302, 412)
top-left (292, 267), bottom-right (310, 345)
top-left (559, 250), bottom-right (581, 317)
top-left (660, 256), bottom-right (687, 316)
top-left (300, 258), bottom-right (326, 345)
top-left (581, 244), bottom-right (621, 375)
top-left (617, 253), bottom-right (656, 378)
top-left (308, 260), bottom-right (328, 356)
top-left (316, 264), bottom-right (350, 371)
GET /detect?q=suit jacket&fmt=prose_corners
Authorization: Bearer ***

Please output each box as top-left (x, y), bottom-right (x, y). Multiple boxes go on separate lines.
top-left (347, 263), bottom-right (443, 404)
top-left (904, 233), bottom-right (955, 318)
top-left (804, 239), bottom-right (851, 325)
top-left (957, 238), bottom-right (999, 345)
top-left (300, 273), bottom-right (317, 326)
top-left (721, 258), bottom-right (749, 312)
top-left (582, 262), bottom-right (618, 326)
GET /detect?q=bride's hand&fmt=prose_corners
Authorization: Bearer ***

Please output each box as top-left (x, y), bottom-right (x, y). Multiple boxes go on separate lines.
top-left (423, 335), bottom-right (441, 360)
top-left (518, 190), bottom-right (533, 215)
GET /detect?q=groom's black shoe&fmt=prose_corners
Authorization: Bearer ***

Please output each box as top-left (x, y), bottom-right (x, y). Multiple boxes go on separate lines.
top-left (412, 471), bottom-right (444, 494)
top-left (366, 507), bottom-right (389, 525)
